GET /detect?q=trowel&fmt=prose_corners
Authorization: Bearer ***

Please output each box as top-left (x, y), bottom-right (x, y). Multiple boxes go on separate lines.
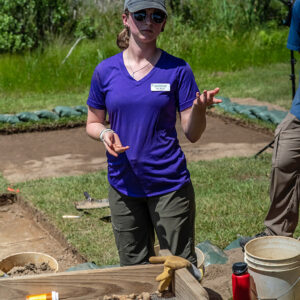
top-left (75, 191), bottom-right (109, 210)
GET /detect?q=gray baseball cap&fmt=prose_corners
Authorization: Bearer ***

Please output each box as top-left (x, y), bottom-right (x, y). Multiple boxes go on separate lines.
top-left (124, 0), bottom-right (167, 15)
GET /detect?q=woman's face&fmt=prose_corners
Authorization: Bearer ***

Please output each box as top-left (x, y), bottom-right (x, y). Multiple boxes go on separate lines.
top-left (123, 8), bottom-right (166, 44)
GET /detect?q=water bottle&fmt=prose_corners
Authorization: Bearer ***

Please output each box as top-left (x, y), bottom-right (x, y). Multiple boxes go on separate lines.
top-left (232, 262), bottom-right (250, 300)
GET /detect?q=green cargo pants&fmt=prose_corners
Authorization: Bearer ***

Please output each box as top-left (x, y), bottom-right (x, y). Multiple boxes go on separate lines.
top-left (264, 113), bottom-right (300, 237)
top-left (108, 182), bottom-right (197, 266)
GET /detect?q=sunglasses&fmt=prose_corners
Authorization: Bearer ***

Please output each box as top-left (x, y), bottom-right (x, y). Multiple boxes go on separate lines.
top-left (133, 10), bottom-right (166, 24)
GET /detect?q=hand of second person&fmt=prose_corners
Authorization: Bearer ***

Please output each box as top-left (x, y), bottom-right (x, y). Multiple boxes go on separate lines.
top-left (194, 88), bottom-right (221, 108)
top-left (103, 131), bottom-right (129, 157)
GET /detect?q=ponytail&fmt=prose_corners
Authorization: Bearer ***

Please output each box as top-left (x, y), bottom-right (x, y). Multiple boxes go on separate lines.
top-left (116, 26), bottom-right (130, 50)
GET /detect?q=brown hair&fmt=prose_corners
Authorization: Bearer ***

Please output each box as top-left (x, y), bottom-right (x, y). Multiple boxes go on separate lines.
top-left (117, 27), bottom-right (130, 50)
top-left (116, 10), bottom-right (130, 50)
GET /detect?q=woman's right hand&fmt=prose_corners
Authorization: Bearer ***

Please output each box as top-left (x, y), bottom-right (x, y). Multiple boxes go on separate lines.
top-left (86, 106), bottom-right (129, 157)
top-left (102, 131), bottom-right (129, 157)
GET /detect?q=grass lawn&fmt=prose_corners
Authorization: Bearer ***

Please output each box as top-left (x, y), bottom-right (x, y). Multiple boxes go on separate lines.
top-left (2, 154), bottom-right (297, 266)
top-left (197, 62), bottom-right (300, 110)
top-left (1, 62), bottom-right (299, 115)
top-left (1, 61), bottom-right (298, 133)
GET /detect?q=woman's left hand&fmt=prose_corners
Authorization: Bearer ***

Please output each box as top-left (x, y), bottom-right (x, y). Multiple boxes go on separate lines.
top-left (194, 88), bottom-right (222, 108)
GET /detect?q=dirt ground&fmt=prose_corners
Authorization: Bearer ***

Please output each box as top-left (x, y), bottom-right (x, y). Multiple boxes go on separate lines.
top-left (202, 248), bottom-right (245, 299)
top-left (0, 102), bottom-right (275, 184)
top-left (0, 99), bottom-right (282, 299)
top-left (0, 194), bottom-right (85, 272)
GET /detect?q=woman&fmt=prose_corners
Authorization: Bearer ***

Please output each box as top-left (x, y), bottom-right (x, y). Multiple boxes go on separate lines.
top-left (86, 0), bottom-right (221, 266)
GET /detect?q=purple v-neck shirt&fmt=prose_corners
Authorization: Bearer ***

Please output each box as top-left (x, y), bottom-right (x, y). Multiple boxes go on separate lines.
top-left (87, 50), bottom-right (199, 197)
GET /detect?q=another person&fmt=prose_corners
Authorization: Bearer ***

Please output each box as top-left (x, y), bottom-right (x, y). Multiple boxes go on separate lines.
top-left (241, 0), bottom-right (300, 246)
top-left (86, 0), bottom-right (221, 266)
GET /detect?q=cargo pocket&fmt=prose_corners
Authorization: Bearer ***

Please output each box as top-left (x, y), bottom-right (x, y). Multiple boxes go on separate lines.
top-left (272, 113), bottom-right (295, 167)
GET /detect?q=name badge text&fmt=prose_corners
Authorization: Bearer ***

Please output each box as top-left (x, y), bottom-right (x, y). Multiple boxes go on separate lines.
top-left (151, 83), bottom-right (171, 92)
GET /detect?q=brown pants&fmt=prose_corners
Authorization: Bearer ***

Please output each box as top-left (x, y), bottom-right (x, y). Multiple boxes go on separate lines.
top-left (264, 113), bottom-right (300, 237)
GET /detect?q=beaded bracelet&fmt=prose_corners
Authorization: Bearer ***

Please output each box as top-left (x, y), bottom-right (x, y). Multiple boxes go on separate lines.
top-left (99, 128), bottom-right (114, 142)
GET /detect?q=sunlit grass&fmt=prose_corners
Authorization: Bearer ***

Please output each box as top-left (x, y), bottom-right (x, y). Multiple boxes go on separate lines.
top-left (196, 62), bottom-right (300, 110)
top-left (0, 92), bottom-right (88, 114)
top-left (11, 155), bottom-right (299, 265)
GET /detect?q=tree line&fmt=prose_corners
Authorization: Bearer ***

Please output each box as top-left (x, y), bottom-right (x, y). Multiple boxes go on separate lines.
top-left (0, 0), bottom-right (289, 53)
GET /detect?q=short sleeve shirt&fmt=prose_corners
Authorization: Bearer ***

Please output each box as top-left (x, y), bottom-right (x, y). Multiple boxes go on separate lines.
top-left (87, 50), bottom-right (199, 197)
top-left (287, 0), bottom-right (300, 51)
top-left (287, 0), bottom-right (300, 119)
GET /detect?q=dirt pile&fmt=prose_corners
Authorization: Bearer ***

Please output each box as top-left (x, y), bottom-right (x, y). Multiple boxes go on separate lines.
top-left (202, 248), bottom-right (245, 299)
top-left (7, 262), bottom-right (55, 277)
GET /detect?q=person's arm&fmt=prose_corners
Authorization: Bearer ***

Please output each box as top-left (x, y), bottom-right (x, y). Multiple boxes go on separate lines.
top-left (86, 106), bottom-right (129, 157)
top-left (180, 88), bottom-right (221, 143)
top-left (287, 0), bottom-right (300, 51)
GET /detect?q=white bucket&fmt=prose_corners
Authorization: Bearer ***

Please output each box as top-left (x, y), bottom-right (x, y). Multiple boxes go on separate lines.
top-left (244, 236), bottom-right (300, 300)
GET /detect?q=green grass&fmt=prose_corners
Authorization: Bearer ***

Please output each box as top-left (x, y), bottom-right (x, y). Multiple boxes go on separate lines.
top-left (197, 62), bottom-right (300, 110)
top-left (1, 60), bottom-right (296, 133)
top-left (13, 155), bottom-right (299, 266)
top-left (0, 25), bottom-right (295, 115)
top-left (190, 155), bottom-right (274, 248)
top-left (0, 38), bottom-right (117, 95)
top-left (0, 24), bottom-right (297, 136)
top-left (1, 62), bottom-right (298, 116)
top-left (0, 174), bottom-right (8, 192)
top-left (161, 26), bottom-right (290, 72)
top-left (0, 92), bottom-right (88, 115)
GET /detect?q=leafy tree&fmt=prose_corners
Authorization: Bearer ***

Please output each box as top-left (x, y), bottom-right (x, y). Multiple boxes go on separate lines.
top-left (0, 0), bottom-right (72, 52)
top-left (0, 0), bottom-right (36, 52)
top-left (167, 0), bottom-right (288, 33)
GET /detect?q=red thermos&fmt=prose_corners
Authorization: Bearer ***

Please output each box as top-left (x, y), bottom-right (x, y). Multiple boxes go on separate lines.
top-left (232, 262), bottom-right (251, 300)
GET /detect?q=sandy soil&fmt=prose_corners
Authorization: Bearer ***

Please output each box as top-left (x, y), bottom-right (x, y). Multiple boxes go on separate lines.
top-left (202, 248), bottom-right (245, 299)
top-left (0, 194), bottom-right (85, 272)
top-left (0, 112), bottom-right (274, 184)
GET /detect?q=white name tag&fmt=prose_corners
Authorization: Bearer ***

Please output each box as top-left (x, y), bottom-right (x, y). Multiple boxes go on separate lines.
top-left (151, 83), bottom-right (170, 92)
